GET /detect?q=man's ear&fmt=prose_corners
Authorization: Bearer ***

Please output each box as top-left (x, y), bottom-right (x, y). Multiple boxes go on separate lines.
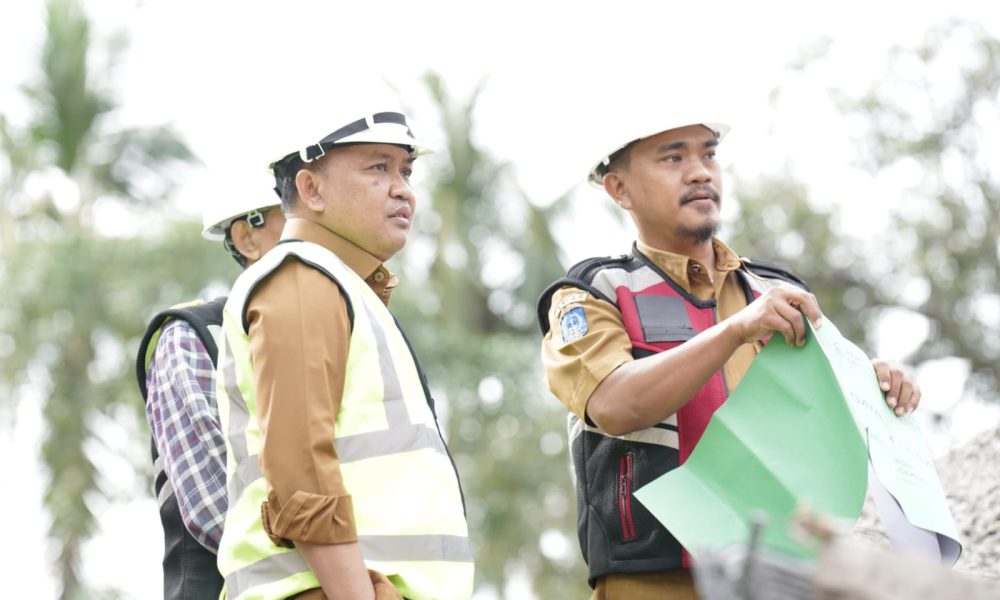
top-left (294, 168), bottom-right (324, 213)
top-left (229, 220), bottom-right (261, 263)
top-left (603, 171), bottom-right (631, 209)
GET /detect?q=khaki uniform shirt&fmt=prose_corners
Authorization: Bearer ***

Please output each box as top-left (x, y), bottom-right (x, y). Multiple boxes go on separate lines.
top-left (541, 238), bottom-right (760, 599)
top-left (247, 218), bottom-right (400, 599)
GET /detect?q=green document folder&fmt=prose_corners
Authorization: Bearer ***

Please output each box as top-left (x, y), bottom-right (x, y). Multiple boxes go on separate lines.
top-left (634, 319), bottom-right (961, 562)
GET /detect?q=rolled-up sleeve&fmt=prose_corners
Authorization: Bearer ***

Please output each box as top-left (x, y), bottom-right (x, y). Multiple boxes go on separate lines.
top-left (246, 259), bottom-right (358, 546)
top-left (541, 286), bottom-right (635, 422)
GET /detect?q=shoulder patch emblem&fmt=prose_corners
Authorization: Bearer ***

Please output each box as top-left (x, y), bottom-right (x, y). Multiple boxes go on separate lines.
top-left (560, 306), bottom-right (589, 343)
top-left (556, 291), bottom-right (588, 312)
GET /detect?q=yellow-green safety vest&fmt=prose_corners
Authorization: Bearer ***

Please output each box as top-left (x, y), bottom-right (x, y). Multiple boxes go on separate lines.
top-left (216, 240), bottom-right (474, 600)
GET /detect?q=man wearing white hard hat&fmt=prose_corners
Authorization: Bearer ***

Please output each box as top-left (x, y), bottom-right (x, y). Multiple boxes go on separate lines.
top-left (214, 108), bottom-right (474, 600)
top-left (537, 120), bottom-right (921, 598)
top-left (136, 188), bottom-right (285, 600)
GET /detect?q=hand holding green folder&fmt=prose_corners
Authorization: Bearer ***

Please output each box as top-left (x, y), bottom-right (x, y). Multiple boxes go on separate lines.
top-left (634, 318), bottom-right (961, 562)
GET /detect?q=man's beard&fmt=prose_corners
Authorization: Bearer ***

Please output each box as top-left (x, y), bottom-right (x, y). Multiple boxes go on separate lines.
top-left (675, 186), bottom-right (720, 243)
top-left (675, 217), bottom-right (719, 243)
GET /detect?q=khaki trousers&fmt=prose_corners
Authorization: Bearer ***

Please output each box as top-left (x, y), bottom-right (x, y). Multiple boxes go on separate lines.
top-left (592, 570), bottom-right (698, 600)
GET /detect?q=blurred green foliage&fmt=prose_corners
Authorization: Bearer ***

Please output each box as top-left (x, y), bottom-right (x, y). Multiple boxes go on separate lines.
top-left (849, 21), bottom-right (1000, 401)
top-left (0, 1), bottom-right (232, 596)
top-left (728, 20), bottom-right (999, 406)
top-left (388, 73), bottom-right (589, 598)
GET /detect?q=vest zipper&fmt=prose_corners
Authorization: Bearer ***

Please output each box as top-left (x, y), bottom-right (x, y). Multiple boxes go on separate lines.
top-left (618, 451), bottom-right (637, 541)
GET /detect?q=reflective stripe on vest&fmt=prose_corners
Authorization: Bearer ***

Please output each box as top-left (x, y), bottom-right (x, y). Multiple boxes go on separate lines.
top-left (216, 241), bottom-right (473, 600)
top-left (542, 248), bottom-right (805, 583)
top-left (153, 455), bottom-right (174, 507)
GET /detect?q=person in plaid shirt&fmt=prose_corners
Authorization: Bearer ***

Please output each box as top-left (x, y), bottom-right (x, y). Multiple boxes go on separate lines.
top-left (136, 182), bottom-right (285, 600)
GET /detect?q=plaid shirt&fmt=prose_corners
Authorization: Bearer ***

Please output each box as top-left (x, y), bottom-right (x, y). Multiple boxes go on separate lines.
top-left (145, 319), bottom-right (227, 552)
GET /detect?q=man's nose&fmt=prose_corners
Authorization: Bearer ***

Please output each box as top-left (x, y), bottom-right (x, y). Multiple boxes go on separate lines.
top-left (390, 172), bottom-right (414, 202)
top-left (684, 160), bottom-right (713, 184)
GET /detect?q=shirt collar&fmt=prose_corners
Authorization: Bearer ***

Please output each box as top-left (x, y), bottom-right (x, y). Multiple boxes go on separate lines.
top-left (712, 238), bottom-right (743, 272)
top-left (280, 217), bottom-right (383, 281)
top-left (635, 237), bottom-right (743, 289)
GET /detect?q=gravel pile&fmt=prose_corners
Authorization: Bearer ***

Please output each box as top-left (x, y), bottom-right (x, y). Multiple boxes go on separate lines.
top-left (852, 426), bottom-right (1000, 581)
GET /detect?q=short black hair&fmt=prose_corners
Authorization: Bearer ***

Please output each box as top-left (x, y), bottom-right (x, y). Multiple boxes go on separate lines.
top-left (271, 142), bottom-right (416, 210)
top-left (223, 228), bottom-right (248, 268)
top-left (596, 140), bottom-right (638, 181)
top-left (271, 154), bottom-right (325, 212)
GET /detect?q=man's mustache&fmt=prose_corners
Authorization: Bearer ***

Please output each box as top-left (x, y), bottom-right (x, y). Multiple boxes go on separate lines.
top-left (680, 186), bottom-right (720, 205)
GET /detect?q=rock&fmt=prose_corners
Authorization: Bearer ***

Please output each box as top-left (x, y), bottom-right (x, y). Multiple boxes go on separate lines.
top-left (815, 535), bottom-right (1000, 600)
top-left (852, 426), bottom-right (1000, 581)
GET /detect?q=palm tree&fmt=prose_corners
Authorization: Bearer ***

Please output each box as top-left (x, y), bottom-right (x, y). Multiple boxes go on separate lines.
top-left (0, 1), bottom-right (226, 596)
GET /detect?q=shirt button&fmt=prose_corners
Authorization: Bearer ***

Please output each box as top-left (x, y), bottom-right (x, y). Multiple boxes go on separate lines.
top-left (690, 264), bottom-right (701, 273)
top-left (373, 271), bottom-right (386, 282)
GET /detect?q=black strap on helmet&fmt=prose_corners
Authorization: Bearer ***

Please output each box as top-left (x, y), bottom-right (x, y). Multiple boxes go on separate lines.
top-left (269, 112), bottom-right (414, 179)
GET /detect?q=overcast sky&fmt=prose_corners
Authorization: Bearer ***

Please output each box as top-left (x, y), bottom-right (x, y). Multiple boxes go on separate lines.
top-left (2, 1), bottom-right (999, 597)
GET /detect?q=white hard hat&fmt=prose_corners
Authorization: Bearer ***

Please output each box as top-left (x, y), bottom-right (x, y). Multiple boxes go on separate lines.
top-left (587, 120), bottom-right (730, 187)
top-left (201, 169), bottom-right (281, 241)
top-left (268, 110), bottom-right (434, 183)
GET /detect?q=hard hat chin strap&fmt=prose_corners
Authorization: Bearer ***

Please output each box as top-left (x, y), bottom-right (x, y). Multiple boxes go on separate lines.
top-left (245, 210), bottom-right (265, 229)
top-left (223, 236), bottom-right (247, 268)
top-left (222, 210), bottom-right (266, 268)
top-left (299, 144), bottom-right (326, 164)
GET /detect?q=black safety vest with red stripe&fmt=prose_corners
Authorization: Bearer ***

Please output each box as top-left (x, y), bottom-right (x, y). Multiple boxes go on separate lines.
top-left (536, 245), bottom-right (809, 587)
